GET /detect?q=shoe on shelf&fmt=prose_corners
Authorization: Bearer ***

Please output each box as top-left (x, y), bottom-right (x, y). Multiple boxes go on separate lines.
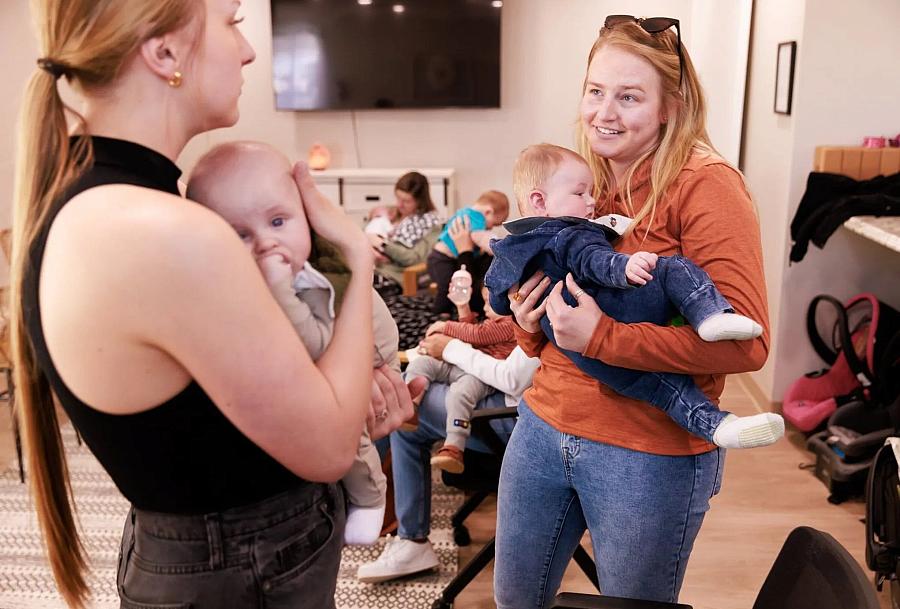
top-left (357, 535), bottom-right (439, 583)
top-left (430, 445), bottom-right (464, 474)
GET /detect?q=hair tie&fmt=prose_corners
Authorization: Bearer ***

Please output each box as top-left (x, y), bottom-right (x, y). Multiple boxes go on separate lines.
top-left (37, 57), bottom-right (68, 80)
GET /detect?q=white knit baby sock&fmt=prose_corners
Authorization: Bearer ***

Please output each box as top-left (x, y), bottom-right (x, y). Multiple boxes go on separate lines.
top-left (697, 313), bottom-right (763, 341)
top-left (712, 413), bottom-right (785, 449)
top-left (344, 503), bottom-right (386, 546)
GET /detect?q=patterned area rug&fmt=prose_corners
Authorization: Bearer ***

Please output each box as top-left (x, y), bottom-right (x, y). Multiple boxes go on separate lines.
top-left (382, 294), bottom-right (445, 351)
top-left (0, 426), bottom-right (461, 608)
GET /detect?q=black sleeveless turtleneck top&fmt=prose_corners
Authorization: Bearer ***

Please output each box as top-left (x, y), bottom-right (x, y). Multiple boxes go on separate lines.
top-left (22, 136), bottom-right (306, 514)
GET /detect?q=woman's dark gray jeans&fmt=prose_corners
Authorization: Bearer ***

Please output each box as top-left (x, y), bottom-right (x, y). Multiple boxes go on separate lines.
top-left (116, 482), bottom-right (346, 609)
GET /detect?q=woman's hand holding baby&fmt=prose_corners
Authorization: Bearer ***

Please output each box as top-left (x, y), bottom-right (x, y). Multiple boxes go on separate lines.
top-left (292, 161), bottom-right (371, 268)
top-left (367, 365), bottom-right (418, 440)
top-left (426, 321), bottom-right (447, 337)
top-left (508, 271), bottom-right (551, 334)
top-left (545, 274), bottom-right (603, 353)
top-left (367, 233), bottom-right (385, 251)
top-left (418, 333), bottom-right (453, 359)
top-left (367, 233), bottom-right (390, 264)
top-left (449, 215), bottom-right (474, 255)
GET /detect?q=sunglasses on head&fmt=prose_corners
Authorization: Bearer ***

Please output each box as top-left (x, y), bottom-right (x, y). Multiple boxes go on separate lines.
top-left (602, 15), bottom-right (683, 87)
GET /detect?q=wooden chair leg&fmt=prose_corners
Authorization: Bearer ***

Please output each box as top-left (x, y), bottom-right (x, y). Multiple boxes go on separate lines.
top-left (402, 262), bottom-right (428, 297)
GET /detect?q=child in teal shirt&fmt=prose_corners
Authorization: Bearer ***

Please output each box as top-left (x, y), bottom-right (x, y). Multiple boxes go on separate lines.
top-left (429, 190), bottom-right (510, 314)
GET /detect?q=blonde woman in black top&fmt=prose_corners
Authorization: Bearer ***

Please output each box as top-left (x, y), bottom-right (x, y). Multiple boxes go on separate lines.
top-left (12, 1), bottom-right (413, 607)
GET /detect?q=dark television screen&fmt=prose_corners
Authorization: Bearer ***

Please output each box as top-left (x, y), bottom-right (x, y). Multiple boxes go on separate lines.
top-left (270, 0), bottom-right (502, 111)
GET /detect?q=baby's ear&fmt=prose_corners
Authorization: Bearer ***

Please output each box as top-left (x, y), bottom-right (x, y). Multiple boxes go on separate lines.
top-left (528, 190), bottom-right (548, 216)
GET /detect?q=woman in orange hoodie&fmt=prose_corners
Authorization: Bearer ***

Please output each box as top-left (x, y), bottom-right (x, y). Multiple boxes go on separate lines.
top-left (493, 16), bottom-right (769, 608)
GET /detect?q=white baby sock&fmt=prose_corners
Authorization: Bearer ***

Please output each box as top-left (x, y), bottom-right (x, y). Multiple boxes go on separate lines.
top-left (344, 503), bottom-right (386, 546)
top-left (712, 413), bottom-right (785, 449)
top-left (697, 313), bottom-right (763, 342)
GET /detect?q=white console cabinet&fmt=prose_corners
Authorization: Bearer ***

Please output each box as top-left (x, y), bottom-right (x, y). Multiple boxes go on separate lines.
top-left (310, 168), bottom-right (456, 226)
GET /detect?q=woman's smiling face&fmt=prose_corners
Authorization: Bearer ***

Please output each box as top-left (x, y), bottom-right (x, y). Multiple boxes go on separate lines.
top-left (580, 45), bottom-right (667, 173)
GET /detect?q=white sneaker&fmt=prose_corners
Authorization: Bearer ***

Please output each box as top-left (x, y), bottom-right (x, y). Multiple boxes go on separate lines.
top-left (356, 535), bottom-right (439, 583)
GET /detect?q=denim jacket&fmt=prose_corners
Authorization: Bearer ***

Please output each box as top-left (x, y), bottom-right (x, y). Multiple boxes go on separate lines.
top-left (486, 216), bottom-right (630, 316)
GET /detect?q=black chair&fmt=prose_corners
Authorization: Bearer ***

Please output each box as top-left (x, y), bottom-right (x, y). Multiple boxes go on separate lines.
top-left (432, 406), bottom-right (600, 609)
top-left (0, 366), bottom-right (23, 483)
top-left (0, 364), bottom-right (81, 484)
top-left (0, 235), bottom-right (25, 484)
top-left (551, 594), bottom-right (691, 609)
top-left (551, 526), bottom-right (880, 609)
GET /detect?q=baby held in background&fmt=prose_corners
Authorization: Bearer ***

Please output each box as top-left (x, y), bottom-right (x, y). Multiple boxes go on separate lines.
top-left (434, 190), bottom-right (510, 258)
top-left (364, 205), bottom-right (400, 240)
top-left (486, 143), bottom-right (784, 449)
top-left (188, 141), bottom-right (398, 545)
top-left (406, 285), bottom-right (517, 473)
top-left (428, 190), bottom-right (510, 315)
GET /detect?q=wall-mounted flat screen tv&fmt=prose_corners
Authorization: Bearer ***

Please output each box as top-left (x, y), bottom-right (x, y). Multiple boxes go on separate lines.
top-left (271, 0), bottom-right (502, 111)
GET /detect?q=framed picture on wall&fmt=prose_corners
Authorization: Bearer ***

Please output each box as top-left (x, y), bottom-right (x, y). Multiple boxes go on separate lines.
top-left (774, 41), bottom-right (796, 115)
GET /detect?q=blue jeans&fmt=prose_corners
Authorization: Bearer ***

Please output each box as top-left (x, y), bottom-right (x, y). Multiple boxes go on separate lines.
top-left (494, 402), bottom-right (726, 608)
top-left (390, 382), bottom-right (512, 539)
top-left (486, 218), bottom-right (734, 442)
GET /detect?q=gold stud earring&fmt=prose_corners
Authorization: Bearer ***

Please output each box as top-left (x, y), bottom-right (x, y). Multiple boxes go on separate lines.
top-left (168, 71), bottom-right (183, 88)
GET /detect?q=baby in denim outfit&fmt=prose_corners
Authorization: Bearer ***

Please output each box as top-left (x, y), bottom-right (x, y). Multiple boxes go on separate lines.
top-left (188, 141), bottom-right (398, 545)
top-left (485, 143), bottom-right (784, 449)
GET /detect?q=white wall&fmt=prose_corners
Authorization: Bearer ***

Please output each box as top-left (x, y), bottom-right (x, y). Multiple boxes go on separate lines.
top-left (180, 0), bottom-right (297, 176)
top-left (741, 0), bottom-right (806, 399)
top-left (0, 0), bottom-right (39, 286)
top-left (689, 0), bottom-right (752, 166)
top-left (771, 0), bottom-right (900, 398)
top-left (744, 0), bottom-right (900, 400)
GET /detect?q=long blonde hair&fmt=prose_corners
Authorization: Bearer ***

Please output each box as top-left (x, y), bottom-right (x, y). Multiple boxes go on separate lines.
top-left (575, 21), bottom-right (720, 237)
top-left (11, 1), bottom-right (201, 606)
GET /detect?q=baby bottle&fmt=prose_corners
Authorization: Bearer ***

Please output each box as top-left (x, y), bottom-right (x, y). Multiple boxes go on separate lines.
top-left (448, 265), bottom-right (473, 305)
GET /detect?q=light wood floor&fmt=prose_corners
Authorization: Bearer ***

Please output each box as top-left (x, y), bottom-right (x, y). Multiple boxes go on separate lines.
top-left (0, 375), bottom-right (891, 608)
top-left (451, 375), bottom-right (892, 609)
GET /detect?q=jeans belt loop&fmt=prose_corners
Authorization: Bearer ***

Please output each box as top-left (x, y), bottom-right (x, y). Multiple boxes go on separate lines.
top-left (204, 513), bottom-right (225, 570)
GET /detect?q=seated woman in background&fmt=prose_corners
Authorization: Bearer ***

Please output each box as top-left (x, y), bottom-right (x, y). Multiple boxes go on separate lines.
top-left (370, 171), bottom-right (443, 291)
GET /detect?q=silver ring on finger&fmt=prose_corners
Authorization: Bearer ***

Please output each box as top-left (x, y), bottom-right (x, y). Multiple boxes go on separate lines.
top-left (376, 409), bottom-right (388, 421)
top-left (573, 289), bottom-right (586, 300)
